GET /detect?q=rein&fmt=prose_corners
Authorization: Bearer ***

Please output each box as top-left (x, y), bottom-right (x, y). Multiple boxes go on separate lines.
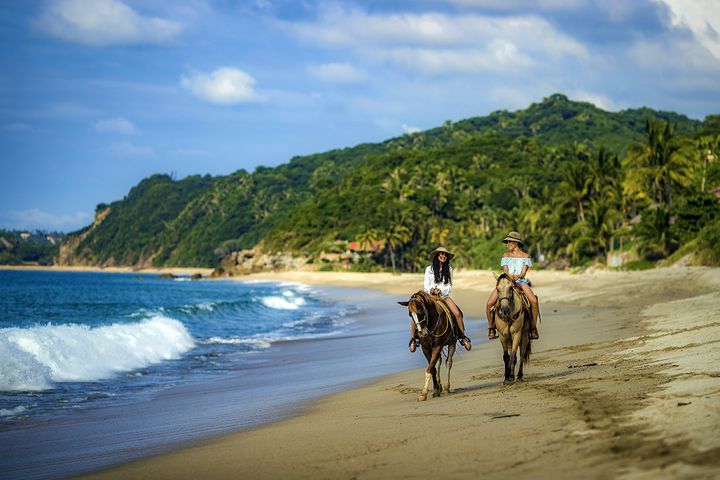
top-left (413, 293), bottom-right (452, 338)
top-left (495, 283), bottom-right (524, 322)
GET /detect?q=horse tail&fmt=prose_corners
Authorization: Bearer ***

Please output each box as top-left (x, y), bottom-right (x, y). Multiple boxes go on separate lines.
top-left (523, 308), bottom-right (533, 365)
top-left (523, 335), bottom-right (532, 365)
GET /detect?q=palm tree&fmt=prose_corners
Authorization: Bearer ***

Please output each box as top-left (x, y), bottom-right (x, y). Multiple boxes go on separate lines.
top-left (385, 224), bottom-right (410, 273)
top-left (555, 161), bottom-right (590, 222)
top-left (626, 120), bottom-right (694, 210)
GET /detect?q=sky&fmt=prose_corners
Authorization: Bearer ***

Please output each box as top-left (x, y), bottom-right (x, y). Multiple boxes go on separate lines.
top-left (1, 0), bottom-right (719, 232)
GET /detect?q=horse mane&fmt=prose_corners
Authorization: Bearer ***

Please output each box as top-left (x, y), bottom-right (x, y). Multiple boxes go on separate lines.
top-left (496, 272), bottom-right (514, 285)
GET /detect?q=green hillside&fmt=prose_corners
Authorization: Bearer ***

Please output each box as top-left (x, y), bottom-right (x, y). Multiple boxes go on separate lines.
top-left (54, 94), bottom-right (720, 270)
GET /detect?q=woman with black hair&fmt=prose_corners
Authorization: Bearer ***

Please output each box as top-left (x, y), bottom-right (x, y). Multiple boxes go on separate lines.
top-left (409, 246), bottom-right (471, 352)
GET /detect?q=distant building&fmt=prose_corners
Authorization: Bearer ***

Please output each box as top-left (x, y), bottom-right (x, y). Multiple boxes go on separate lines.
top-left (47, 235), bottom-right (59, 245)
top-left (20, 232), bottom-right (31, 240)
top-left (346, 240), bottom-right (385, 253)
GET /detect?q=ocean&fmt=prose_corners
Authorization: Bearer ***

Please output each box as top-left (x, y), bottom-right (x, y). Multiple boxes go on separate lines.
top-left (0, 270), bottom-right (434, 479)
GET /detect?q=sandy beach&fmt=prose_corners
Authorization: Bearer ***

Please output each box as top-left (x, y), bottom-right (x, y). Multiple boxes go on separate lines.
top-left (70, 266), bottom-right (720, 480)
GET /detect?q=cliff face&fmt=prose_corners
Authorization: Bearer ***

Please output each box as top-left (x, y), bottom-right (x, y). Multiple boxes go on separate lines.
top-left (55, 207), bottom-right (111, 266)
top-left (211, 244), bottom-right (310, 277)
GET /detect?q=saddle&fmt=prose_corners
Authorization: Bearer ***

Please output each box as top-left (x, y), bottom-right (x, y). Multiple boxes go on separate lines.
top-left (429, 295), bottom-right (462, 337)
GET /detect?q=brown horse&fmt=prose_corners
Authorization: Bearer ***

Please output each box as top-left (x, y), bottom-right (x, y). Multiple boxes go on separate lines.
top-left (399, 290), bottom-right (458, 401)
top-left (493, 273), bottom-right (532, 384)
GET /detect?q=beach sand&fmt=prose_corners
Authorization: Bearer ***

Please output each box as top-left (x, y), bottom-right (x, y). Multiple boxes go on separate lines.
top-left (67, 267), bottom-right (719, 479)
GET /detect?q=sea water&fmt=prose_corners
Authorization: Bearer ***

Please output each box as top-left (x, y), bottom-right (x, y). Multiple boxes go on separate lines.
top-left (0, 270), bottom-right (359, 423)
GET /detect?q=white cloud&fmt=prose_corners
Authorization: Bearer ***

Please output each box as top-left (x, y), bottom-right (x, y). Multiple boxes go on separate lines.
top-left (568, 91), bottom-right (624, 111)
top-left (92, 117), bottom-right (137, 134)
top-left (445, 0), bottom-right (587, 9)
top-left (35, 0), bottom-right (182, 46)
top-left (656, 0), bottom-right (720, 60)
top-left (307, 62), bottom-right (368, 83)
top-left (628, 37), bottom-right (720, 73)
top-left (110, 142), bottom-right (154, 157)
top-left (401, 123), bottom-right (422, 134)
top-left (287, 8), bottom-right (588, 75)
top-left (180, 67), bottom-right (261, 105)
top-left (0, 209), bottom-right (91, 232)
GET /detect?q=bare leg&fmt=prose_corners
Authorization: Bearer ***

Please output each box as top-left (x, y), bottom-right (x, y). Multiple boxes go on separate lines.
top-left (486, 290), bottom-right (498, 339)
top-left (444, 297), bottom-right (471, 350)
top-left (520, 284), bottom-right (539, 338)
top-left (409, 320), bottom-right (417, 352)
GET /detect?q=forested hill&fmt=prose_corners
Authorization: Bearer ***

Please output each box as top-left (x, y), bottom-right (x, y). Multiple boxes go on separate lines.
top-left (56, 94), bottom-right (720, 270)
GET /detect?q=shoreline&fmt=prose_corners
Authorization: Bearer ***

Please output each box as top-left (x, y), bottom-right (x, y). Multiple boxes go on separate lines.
top-left (75, 266), bottom-right (720, 479)
top-left (0, 276), bottom-right (438, 480)
top-left (0, 264), bottom-right (215, 276)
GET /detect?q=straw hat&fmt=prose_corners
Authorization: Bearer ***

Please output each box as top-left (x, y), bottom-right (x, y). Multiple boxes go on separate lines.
top-left (429, 246), bottom-right (455, 261)
top-left (502, 231), bottom-right (525, 247)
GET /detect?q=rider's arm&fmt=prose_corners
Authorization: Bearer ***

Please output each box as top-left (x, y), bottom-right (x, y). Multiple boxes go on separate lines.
top-left (519, 257), bottom-right (533, 279)
top-left (423, 266), bottom-right (434, 294)
top-left (500, 256), bottom-right (510, 275)
top-left (519, 265), bottom-right (529, 279)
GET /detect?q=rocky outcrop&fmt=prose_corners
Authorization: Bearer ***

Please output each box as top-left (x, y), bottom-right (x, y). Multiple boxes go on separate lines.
top-left (55, 207), bottom-right (111, 266)
top-left (211, 244), bottom-right (310, 277)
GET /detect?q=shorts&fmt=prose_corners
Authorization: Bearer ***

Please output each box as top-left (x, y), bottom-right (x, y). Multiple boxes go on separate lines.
top-left (515, 278), bottom-right (529, 286)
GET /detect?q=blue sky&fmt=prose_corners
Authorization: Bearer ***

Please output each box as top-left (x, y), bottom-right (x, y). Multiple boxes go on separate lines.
top-left (1, 0), bottom-right (719, 232)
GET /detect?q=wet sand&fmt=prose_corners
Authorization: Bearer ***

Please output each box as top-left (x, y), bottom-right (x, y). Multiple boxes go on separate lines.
top-left (76, 267), bottom-right (720, 480)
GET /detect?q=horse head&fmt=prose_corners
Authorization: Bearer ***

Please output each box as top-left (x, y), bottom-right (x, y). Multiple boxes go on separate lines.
top-left (495, 273), bottom-right (517, 320)
top-left (398, 291), bottom-right (432, 338)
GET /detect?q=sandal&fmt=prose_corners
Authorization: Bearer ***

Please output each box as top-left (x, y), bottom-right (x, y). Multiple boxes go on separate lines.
top-left (409, 337), bottom-right (419, 352)
top-left (530, 329), bottom-right (539, 340)
top-left (488, 328), bottom-right (498, 340)
top-left (460, 335), bottom-right (472, 351)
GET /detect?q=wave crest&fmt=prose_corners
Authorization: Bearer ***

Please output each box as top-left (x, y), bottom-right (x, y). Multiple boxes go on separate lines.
top-left (0, 316), bottom-right (195, 392)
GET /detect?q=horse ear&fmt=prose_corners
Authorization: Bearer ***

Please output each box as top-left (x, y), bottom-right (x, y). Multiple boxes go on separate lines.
top-left (398, 301), bottom-right (409, 306)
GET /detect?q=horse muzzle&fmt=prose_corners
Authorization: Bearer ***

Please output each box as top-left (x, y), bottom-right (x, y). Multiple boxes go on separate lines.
top-left (411, 312), bottom-right (429, 338)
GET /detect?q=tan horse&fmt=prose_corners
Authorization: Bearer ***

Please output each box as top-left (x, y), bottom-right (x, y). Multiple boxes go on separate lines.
top-left (493, 273), bottom-right (532, 384)
top-left (399, 291), bottom-right (458, 401)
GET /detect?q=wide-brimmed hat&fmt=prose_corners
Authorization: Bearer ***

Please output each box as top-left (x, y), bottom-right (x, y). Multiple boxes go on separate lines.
top-left (502, 231), bottom-right (525, 247)
top-left (429, 246), bottom-right (455, 261)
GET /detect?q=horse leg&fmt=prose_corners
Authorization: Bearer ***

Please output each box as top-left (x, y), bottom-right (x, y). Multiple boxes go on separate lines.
top-left (420, 347), bottom-right (442, 401)
top-left (419, 345), bottom-right (432, 401)
top-left (506, 332), bottom-right (521, 384)
top-left (500, 333), bottom-right (511, 383)
top-left (443, 344), bottom-right (456, 394)
top-left (517, 333), bottom-right (526, 382)
top-left (432, 362), bottom-right (441, 398)
top-left (431, 347), bottom-right (443, 398)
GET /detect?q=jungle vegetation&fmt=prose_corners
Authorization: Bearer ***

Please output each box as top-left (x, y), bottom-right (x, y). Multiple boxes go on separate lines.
top-left (56, 94), bottom-right (720, 270)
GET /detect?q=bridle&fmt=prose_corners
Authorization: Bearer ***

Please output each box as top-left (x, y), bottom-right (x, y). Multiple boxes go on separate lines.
top-left (409, 293), bottom-right (451, 338)
top-left (495, 281), bottom-right (523, 322)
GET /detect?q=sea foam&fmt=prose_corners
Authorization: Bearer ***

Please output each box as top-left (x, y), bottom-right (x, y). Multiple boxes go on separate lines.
top-left (260, 291), bottom-right (307, 310)
top-left (0, 316), bottom-right (195, 392)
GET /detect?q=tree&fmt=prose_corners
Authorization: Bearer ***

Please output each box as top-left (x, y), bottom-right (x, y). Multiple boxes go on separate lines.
top-left (625, 120), bottom-right (694, 210)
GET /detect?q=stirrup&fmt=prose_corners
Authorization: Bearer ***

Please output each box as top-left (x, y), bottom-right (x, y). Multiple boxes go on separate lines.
top-left (459, 335), bottom-right (471, 351)
top-left (530, 329), bottom-right (539, 340)
top-left (488, 328), bottom-right (498, 340)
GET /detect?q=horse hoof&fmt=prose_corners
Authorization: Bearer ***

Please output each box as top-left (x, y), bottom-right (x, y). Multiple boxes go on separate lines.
top-left (503, 379), bottom-right (514, 385)
top-left (443, 386), bottom-right (452, 394)
top-left (418, 394), bottom-right (427, 401)
top-left (432, 391), bottom-right (441, 398)
top-left (516, 378), bottom-right (524, 382)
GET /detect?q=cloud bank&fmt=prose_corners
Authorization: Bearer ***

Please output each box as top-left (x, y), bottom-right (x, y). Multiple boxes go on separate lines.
top-left (35, 0), bottom-right (182, 46)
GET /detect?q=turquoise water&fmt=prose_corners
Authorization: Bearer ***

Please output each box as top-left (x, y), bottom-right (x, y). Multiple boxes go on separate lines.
top-left (0, 270), bottom-right (357, 422)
